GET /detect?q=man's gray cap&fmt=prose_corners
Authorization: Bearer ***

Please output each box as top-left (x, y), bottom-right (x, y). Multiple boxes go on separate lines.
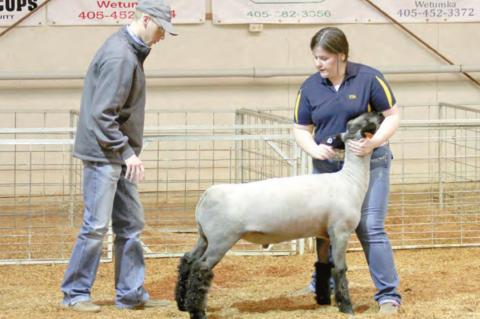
top-left (136, 0), bottom-right (178, 36)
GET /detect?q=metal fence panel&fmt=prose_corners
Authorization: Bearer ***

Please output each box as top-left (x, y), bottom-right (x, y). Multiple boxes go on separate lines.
top-left (0, 103), bottom-right (479, 264)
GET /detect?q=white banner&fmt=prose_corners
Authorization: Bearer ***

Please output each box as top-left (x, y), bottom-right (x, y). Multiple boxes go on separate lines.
top-left (47, 0), bottom-right (205, 25)
top-left (0, 0), bottom-right (46, 27)
top-left (212, 0), bottom-right (480, 24)
top-left (375, 0), bottom-right (479, 23)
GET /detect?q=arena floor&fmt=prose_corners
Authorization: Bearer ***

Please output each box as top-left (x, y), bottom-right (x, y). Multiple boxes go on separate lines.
top-left (1, 247), bottom-right (479, 319)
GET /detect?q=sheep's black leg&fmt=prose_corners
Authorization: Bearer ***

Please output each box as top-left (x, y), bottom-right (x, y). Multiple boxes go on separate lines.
top-left (315, 237), bottom-right (331, 264)
top-left (329, 226), bottom-right (354, 315)
top-left (314, 261), bottom-right (332, 305)
top-left (314, 237), bottom-right (332, 304)
top-left (185, 260), bottom-right (213, 319)
top-left (332, 267), bottom-right (352, 314)
top-left (176, 232), bottom-right (208, 311)
top-left (185, 233), bottom-right (239, 319)
top-left (175, 253), bottom-right (196, 311)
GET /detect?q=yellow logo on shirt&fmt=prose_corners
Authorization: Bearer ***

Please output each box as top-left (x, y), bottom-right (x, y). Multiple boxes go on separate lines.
top-left (348, 94), bottom-right (357, 100)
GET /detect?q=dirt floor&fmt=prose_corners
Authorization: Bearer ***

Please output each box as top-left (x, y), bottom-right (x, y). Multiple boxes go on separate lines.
top-left (1, 247), bottom-right (479, 319)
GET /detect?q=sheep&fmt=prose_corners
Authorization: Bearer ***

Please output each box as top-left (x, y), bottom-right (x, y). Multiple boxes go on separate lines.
top-left (174, 112), bottom-right (385, 318)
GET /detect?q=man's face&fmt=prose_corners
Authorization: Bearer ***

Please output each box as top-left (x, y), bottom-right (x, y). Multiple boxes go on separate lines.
top-left (144, 17), bottom-right (165, 46)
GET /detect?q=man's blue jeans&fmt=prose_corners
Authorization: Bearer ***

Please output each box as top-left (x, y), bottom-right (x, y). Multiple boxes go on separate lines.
top-left (310, 145), bottom-right (401, 305)
top-left (61, 161), bottom-right (149, 308)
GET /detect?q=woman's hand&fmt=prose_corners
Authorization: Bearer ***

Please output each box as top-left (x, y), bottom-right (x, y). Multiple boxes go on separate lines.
top-left (347, 105), bottom-right (401, 156)
top-left (294, 125), bottom-right (337, 160)
top-left (347, 138), bottom-right (375, 156)
top-left (311, 144), bottom-right (336, 160)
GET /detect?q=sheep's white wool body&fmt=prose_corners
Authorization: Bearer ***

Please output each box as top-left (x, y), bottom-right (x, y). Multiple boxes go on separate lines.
top-left (175, 112), bottom-right (385, 317)
top-left (195, 147), bottom-right (370, 246)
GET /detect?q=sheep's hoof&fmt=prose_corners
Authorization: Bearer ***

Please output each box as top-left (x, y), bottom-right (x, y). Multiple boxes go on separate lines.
top-left (315, 294), bottom-right (331, 305)
top-left (190, 310), bottom-right (207, 319)
top-left (339, 302), bottom-right (354, 315)
top-left (177, 301), bottom-right (186, 312)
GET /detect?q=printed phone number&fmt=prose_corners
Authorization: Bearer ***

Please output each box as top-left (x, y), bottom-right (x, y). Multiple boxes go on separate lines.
top-left (78, 11), bottom-right (135, 20)
top-left (247, 10), bottom-right (331, 19)
top-left (397, 7), bottom-right (475, 18)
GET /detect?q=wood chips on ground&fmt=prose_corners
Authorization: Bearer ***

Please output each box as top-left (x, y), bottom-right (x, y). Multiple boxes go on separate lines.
top-left (1, 247), bottom-right (479, 319)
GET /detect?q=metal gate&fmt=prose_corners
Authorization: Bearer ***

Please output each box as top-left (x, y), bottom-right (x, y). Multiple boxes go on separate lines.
top-left (0, 109), bottom-right (305, 264)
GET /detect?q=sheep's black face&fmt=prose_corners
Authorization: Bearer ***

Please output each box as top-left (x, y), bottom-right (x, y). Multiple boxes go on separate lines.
top-left (341, 112), bottom-right (384, 142)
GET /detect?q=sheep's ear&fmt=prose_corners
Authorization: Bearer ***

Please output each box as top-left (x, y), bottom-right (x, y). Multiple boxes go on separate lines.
top-left (360, 123), bottom-right (377, 137)
top-left (378, 112), bottom-right (385, 123)
top-left (325, 133), bottom-right (345, 149)
top-left (332, 134), bottom-right (345, 149)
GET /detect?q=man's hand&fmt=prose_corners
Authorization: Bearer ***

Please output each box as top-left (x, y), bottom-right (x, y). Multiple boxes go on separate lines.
top-left (125, 154), bottom-right (144, 183)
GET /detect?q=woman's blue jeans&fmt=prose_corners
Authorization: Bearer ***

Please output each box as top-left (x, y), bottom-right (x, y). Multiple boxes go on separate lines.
top-left (310, 145), bottom-right (401, 305)
top-left (61, 161), bottom-right (149, 308)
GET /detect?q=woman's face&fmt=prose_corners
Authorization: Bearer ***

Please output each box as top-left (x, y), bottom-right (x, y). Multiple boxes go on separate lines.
top-left (312, 46), bottom-right (345, 80)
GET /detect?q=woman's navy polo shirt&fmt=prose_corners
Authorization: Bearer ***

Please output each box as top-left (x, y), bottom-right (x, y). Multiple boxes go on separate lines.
top-left (294, 61), bottom-right (396, 145)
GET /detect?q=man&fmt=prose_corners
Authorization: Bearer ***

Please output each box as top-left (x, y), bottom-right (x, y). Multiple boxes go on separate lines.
top-left (60, 0), bottom-right (177, 313)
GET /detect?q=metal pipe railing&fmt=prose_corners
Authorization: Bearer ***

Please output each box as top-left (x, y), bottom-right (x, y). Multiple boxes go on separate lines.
top-left (0, 65), bottom-right (479, 81)
top-left (1, 119), bottom-right (479, 137)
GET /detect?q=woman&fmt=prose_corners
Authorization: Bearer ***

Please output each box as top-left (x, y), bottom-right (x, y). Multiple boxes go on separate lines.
top-left (293, 27), bottom-right (401, 314)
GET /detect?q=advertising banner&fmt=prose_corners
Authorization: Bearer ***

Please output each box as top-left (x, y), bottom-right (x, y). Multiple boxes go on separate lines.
top-left (47, 0), bottom-right (205, 25)
top-left (0, 0), bottom-right (46, 27)
top-left (212, 0), bottom-right (480, 24)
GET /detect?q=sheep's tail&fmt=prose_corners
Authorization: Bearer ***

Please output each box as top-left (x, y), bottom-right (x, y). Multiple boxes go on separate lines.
top-left (194, 187), bottom-right (211, 225)
top-left (175, 200), bottom-right (209, 312)
top-left (193, 187), bottom-right (215, 252)
top-left (195, 190), bottom-right (209, 212)
top-left (196, 222), bottom-right (207, 244)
